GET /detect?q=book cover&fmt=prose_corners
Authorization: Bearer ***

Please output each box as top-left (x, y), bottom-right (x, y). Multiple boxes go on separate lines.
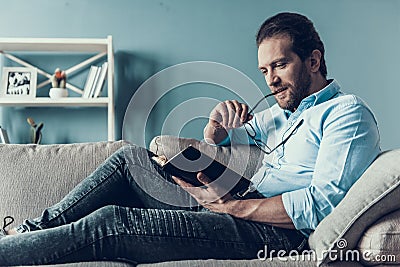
top-left (152, 145), bottom-right (251, 196)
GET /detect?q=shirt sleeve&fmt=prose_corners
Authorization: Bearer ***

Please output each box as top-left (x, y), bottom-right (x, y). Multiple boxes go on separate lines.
top-left (282, 100), bottom-right (381, 232)
top-left (203, 121), bottom-right (257, 146)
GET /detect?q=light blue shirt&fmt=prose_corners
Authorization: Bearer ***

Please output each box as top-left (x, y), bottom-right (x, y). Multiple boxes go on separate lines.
top-left (225, 80), bottom-right (381, 236)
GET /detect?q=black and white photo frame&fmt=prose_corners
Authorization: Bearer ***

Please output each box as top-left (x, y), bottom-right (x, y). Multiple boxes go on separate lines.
top-left (1, 67), bottom-right (37, 99)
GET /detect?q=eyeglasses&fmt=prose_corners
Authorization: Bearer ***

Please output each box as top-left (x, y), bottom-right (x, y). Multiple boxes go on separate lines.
top-left (246, 87), bottom-right (288, 118)
top-left (244, 119), bottom-right (303, 154)
top-left (243, 89), bottom-right (303, 154)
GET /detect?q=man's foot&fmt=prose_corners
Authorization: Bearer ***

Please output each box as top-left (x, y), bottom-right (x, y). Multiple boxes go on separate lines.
top-left (0, 216), bottom-right (15, 239)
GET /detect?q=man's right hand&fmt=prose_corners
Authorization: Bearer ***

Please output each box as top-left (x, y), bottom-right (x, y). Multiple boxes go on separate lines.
top-left (204, 100), bottom-right (253, 144)
top-left (209, 100), bottom-right (253, 130)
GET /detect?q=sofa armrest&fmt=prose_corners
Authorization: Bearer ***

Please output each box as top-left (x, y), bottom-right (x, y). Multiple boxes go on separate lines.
top-left (308, 149), bottom-right (400, 265)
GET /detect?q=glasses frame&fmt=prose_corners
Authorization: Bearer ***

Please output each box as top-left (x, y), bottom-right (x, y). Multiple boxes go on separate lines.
top-left (244, 119), bottom-right (303, 155)
top-left (247, 89), bottom-right (286, 118)
top-left (244, 89), bottom-right (303, 154)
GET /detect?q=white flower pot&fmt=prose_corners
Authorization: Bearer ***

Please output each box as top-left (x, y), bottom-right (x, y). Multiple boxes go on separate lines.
top-left (49, 88), bottom-right (68, 98)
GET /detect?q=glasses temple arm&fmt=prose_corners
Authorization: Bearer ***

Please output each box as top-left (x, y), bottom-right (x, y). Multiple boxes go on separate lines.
top-left (267, 119), bottom-right (304, 154)
top-left (246, 90), bottom-right (286, 120)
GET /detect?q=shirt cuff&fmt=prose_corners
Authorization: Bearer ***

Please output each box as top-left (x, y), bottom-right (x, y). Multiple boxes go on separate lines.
top-left (202, 132), bottom-right (231, 146)
top-left (282, 189), bottom-right (318, 236)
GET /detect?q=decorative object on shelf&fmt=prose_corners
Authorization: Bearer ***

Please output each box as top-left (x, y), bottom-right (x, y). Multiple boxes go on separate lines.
top-left (50, 68), bottom-right (67, 88)
top-left (49, 68), bottom-right (68, 98)
top-left (27, 117), bottom-right (44, 144)
top-left (49, 87), bottom-right (68, 98)
top-left (0, 67), bottom-right (37, 99)
top-left (0, 126), bottom-right (10, 143)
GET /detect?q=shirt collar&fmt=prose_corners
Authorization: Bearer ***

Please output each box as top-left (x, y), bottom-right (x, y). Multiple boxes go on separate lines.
top-left (311, 79), bottom-right (341, 106)
top-left (283, 79), bottom-right (341, 118)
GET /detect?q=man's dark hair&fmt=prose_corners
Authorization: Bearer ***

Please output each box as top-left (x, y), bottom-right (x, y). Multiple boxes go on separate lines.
top-left (256, 12), bottom-right (327, 78)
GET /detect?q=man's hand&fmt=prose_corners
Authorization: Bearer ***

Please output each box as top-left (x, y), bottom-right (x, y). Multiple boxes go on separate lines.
top-left (204, 100), bottom-right (254, 144)
top-left (172, 172), bottom-right (237, 214)
top-left (210, 100), bottom-right (253, 130)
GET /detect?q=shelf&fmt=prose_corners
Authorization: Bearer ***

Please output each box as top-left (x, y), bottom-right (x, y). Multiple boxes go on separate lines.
top-left (0, 37), bottom-right (109, 52)
top-left (0, 97), bottom-right (110, 107)
top-left (0, 36), bottom-right (115, 141)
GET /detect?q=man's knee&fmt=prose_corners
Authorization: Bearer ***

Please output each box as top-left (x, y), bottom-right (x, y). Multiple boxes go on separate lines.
top-left (89, 205), bottom-right (116, 221)
top-left (108, 144), bottom-right (149, 166)
top-left (119, 144), bottom-right (155, 169)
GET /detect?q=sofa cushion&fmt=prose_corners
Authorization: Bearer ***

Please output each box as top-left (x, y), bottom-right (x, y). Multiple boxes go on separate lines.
top-left (357, 208), bottom-right (400, 266)
top-left (308, 149), bottom-right (400, 265)
top-left (0, 141), bottom-right (128, 227)
top-left (149, 135), bottom-right (263, 180)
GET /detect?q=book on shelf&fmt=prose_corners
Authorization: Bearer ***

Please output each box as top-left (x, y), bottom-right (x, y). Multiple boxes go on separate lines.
top-left (92, 62), bottom-right (108, 98)
top-left (82, 66), bottom-right (99, 98)
top-left (88, 66), bottom-right (101, 98)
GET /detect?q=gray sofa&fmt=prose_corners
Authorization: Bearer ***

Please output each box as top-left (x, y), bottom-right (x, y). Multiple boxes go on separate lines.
top-left (0, 138), bottom-right (399, 266)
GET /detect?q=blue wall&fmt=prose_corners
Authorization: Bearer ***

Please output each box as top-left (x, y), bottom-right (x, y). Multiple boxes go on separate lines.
top-left (0, 0), bottom-right (398, 150)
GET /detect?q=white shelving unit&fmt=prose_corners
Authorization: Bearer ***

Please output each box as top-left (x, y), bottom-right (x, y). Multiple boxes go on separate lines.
top-left (0, 36), bottom-right (115, 141)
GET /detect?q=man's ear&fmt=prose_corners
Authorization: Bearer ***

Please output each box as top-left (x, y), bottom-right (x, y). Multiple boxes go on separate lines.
top-left (310, 49), bottom-right (322, 73)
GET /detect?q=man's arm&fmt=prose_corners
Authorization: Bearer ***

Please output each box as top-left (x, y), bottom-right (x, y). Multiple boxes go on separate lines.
top-left (172, 173), bottom-right (295, 229)
top-left (282, 101), bottom-right (381, 231)
top-left (222, 195), bottom-right (295, 229)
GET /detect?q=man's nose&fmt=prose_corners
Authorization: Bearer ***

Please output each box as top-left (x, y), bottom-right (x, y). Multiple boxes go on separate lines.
top-left (267, 72), bottom-right (281, 88)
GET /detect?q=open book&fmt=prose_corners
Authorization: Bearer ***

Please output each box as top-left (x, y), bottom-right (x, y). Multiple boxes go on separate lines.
top-left (152, 145), bottom-right (252, 196)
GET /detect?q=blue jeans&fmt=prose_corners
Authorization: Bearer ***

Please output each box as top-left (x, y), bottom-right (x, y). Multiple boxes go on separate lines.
top-left (0, 145), bottom-right (306, 266)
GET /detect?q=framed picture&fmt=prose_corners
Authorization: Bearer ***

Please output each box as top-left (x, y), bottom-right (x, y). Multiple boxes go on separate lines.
top-left (1, 67), bottom-right (37, 99)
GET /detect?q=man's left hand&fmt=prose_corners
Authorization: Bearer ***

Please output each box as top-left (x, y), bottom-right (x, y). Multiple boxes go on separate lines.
top-left (172, 172), bottom-right (237, 214)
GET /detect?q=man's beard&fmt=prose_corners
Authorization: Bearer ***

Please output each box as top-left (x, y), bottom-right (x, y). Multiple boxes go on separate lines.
top-left (277, 63), bottom-right (311, 112)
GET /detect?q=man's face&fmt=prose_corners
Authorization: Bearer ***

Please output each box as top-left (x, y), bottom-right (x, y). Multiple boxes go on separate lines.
top-left (257, 36), bottom-right (311, 112)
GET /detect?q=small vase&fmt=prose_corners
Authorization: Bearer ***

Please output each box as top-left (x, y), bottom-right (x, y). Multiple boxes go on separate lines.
top-left (49, 88), bottom-right (68, 98)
